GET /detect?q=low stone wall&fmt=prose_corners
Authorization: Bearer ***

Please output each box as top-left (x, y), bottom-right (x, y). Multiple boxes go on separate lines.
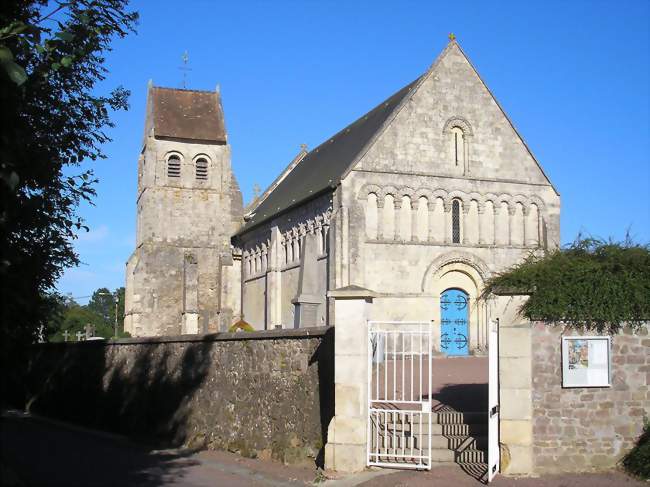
top-left (24, 327), bottom-right (334, 464)
top-left (531, 323), bottom-right (648, 473)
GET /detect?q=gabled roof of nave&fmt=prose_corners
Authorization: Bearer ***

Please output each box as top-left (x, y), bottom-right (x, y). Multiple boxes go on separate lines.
top-left (146, 85), bottom-right (227, 143)
top-left (236, 39), bottom-right (557, 236)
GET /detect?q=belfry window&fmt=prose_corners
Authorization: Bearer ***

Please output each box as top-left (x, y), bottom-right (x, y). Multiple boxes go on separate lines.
top-left (195, 157), bottom-right (208, 181)
top-left (167, 154), bottom-right (181, 178)
top-left (452, 200), bottom-right (461, 244)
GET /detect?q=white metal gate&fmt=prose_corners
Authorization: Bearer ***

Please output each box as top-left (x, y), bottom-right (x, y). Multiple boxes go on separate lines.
top-left (487, 318), bottom-right (501, 482)
top-left (367, 321), bottom-right (433, 469)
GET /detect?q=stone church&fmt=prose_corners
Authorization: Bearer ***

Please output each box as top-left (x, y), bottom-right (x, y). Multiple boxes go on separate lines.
top-left (124, 39), bottom-right (560, 354)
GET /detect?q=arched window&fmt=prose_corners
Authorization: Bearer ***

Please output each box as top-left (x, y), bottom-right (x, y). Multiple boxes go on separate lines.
top-left (195, 157), bottom-right (208, 181)
top-left (167, 154), bottom-right (181, 178)
top-left (452, 200), bottom-right (461, 244)
top-left (443, 117), bottom-right (473, 172)
top-left (450, 127), bottom-right (464, 167)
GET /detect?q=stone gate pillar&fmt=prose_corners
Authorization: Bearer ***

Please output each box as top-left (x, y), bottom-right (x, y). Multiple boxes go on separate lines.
top-left (325, 285), bottom-right (376, 473)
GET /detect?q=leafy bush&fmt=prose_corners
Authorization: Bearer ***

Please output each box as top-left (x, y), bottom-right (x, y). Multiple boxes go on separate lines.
top-left (622, 419), bottom-right (650, 479)
top-left (483, 237), bottom-right (650, 333)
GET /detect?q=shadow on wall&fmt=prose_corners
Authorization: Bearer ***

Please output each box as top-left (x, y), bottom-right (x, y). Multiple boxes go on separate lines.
top-left (19, 328), bottom-right (335, 470)
top-left (311, 328), bottom-right (334, 468)
top-left (24, 339), bottom-right (214, 446)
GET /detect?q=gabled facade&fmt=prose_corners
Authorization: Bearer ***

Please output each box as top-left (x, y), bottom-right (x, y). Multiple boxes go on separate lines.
top-left (234, 40), bottom-right (560, 354)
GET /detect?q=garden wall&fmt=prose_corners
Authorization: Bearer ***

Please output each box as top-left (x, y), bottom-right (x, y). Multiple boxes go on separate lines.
top-left (531, 322), bottom-right (648, 473)
top-left (25, 327), bottom-right (334, 464)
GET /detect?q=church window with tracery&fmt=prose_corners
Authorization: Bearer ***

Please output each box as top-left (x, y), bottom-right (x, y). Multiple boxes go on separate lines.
top-left (167, 154), bottom-right (181, 178)
top-left (195, 157), bottom-right (208, 181)
top-left (452, 200), bottom-right (461, 244)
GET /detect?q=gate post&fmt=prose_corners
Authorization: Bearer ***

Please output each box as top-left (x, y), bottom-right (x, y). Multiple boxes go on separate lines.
top-left (325, 285), bottom-right (376, 473)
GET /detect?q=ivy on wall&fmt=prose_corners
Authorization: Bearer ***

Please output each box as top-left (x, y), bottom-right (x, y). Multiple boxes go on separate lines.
top-left (483, 237), bottom-right (650, 333)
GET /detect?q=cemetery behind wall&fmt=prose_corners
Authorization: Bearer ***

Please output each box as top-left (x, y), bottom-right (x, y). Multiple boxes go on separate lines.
top-left (25, 327), bottom-right (334, 464)
top-left (530, 322), bottom-right (649, 473)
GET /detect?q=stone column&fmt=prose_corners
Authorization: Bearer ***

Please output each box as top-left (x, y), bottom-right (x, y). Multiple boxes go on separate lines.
top-left (266, 227), bottom-right (282, 329)
top-left (325, 285), bottom-right (376, 473)
top-left (493, 205), bottom-right (499, 246)
top-left (508, 205), bottom-right (516, 247)
top-left (393, 199), bottom-right (402, 241)
top-left (462, 203), bottom-right (470, 245)
top-left (522, 206), bottom-right (530, 247)
top-left (411, 201), bottom-right (418, 242)
top-left (181, 252), bottom-right (199, 334)
top-left (376, 198), bottom-right (384, 240)
top-left (478, 203), bottom-right (486, 245)
top-left (341, 207), bottom-right (350, 287)
top-left (493, 294), bottom-right (534, 475)
top-left (444, 201), bottom-right (452, 244)
top-left (427, 199), bottom-right (436, 244)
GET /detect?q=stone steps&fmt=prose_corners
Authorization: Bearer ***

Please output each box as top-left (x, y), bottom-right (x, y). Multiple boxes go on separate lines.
top-left (371, 407), bottom-right (488, 470)
top-left (380, 418), bottom-right (488, 436)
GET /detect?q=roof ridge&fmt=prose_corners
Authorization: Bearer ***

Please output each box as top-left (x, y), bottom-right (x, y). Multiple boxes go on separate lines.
top-left (152, 85), bottom-right (219, 95)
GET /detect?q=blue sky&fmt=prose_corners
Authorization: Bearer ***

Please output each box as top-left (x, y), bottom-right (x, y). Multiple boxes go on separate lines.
top-left (57, 0), bottom-right (650, 301)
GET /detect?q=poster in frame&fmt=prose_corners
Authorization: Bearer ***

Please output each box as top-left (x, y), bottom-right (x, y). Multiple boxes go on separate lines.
top-left (561, 336), bottom-right (611, 388)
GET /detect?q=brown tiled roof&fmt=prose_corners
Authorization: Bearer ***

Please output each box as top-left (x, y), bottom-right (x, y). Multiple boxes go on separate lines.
top-left (151, 87), bottom-right (226, 142)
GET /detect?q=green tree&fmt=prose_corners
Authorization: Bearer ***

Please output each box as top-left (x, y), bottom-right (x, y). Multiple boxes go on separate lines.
top-left (87, 287), bottom-right (114, 323)
top-left (483, 237), bottom-right (650, 333)
top-left (0, 1), bottom-right (137, 403)
top-left (49, 302), bottom-right (109, 341)
top-left (85, 286), bottom-right (127, 336)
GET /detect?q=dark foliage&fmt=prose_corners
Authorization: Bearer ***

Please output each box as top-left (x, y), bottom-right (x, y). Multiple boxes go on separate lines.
top-left (483, 237), bottom-right (650, 333)
top-left (47, 287), bottom-right (129, 341)
top-left (0, 1), bottom-right (137, 394)
top-left (622, 420), bottom-right (650, 480)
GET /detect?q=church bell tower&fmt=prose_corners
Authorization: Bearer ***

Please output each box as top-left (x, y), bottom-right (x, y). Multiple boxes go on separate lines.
top-left (124, 83), bottom-right (243, 336)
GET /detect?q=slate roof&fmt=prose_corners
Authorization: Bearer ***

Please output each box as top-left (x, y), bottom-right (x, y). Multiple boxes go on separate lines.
top-left (151, 87), bottom-right (226, 143)
top-left (237, 76), bottom-right (421, 235)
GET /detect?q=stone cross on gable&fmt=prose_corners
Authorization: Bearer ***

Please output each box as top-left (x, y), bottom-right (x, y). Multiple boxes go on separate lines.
top-left (76, 331), bottom-right (84, 341)
top-left (63, 330), bottom-right (70, 342)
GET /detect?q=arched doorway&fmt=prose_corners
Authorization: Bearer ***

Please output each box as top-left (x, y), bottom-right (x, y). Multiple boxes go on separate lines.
top-left (440, 288), bottom-right (469, 356)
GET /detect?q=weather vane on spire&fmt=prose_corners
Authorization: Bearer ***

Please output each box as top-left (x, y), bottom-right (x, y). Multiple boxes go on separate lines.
top-left (179, 50), bottom-right (192, 89)
top-left (448, 32), bottom-right (456, 41)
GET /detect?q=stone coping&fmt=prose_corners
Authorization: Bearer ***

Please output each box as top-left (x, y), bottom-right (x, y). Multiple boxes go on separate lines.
top-left (36, 326), bottom-right (331, 347)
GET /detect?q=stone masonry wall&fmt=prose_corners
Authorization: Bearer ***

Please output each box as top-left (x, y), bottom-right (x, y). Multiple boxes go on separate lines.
top-left (25, 328), bottom-right (333, 464)
top-left (531, 322), bottom-right (648, 473)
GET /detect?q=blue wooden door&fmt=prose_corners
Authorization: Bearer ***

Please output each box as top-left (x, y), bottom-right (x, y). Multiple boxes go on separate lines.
top-left (440, 289), bottom-right (469, 356)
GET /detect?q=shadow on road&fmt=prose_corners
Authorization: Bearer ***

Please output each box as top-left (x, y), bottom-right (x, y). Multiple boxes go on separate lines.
top-left (1, 412), bottom-right (203, 487)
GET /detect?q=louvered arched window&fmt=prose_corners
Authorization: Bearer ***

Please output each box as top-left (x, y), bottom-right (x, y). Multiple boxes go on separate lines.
top-left (167, 154), bottom-right (181, 178)
top-left (195, 157), bottom-right (208, 181)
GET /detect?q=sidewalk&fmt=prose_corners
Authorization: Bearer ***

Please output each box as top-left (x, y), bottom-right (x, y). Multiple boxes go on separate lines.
top-left (0, 410), bottom-right (389, 487)
top-left (1, 410), bottom-right (644, 487)
top-left (358, 464), bottom-right (646, 487)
